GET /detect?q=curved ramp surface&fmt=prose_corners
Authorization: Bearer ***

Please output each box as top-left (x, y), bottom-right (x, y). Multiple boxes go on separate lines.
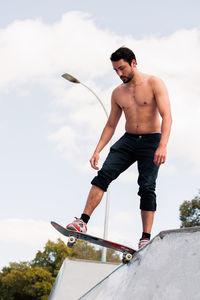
top-left (80, 227), bottom-right (200, 300)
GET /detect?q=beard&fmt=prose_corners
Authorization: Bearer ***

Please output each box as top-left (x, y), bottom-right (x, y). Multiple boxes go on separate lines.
top-left (120, 71), bottom-right (134, 83)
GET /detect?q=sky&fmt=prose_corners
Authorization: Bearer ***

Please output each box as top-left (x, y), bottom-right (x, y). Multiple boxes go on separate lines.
top-left (0, 0), bottom-right (200, 269)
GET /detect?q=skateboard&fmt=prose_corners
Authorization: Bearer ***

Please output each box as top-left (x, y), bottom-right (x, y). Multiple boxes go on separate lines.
top-left (51, 221), bottom-right (136, 264)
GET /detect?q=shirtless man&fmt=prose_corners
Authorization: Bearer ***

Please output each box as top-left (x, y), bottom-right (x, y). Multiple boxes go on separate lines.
top-left (67, 47), bottom-right (172, 249)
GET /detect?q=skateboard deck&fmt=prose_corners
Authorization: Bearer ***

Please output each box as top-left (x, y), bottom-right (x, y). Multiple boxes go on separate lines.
top-left (51, 221), bottom-right (136, 263)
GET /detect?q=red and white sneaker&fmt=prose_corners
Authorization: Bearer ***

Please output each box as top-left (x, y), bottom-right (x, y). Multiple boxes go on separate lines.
top-left (138, 238), bottom-right (150, 250)
top-left (66, 217), bottom-right (87, 233)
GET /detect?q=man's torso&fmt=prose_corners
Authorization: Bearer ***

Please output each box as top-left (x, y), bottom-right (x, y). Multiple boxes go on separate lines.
top-left (115, 74), bottom-right (161, 134)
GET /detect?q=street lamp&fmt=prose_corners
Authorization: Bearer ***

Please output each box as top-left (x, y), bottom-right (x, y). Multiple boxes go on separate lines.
top-left (62, 73), bottom-right (109, 119)
top-left (62, 73), bottom-right (111, 262)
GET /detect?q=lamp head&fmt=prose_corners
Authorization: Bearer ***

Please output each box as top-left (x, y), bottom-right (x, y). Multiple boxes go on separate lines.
top-left (62, 73), bottom-right (80, 84)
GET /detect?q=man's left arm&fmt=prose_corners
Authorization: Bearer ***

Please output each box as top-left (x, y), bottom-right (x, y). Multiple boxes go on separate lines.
top-left (152, 77), bottom-right (172, 166)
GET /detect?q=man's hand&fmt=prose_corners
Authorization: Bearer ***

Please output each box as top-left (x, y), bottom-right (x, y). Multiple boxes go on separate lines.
top-left (90, 152), bottom-right (100, 170)
top-left (154, 145), bottom-right (167, 166)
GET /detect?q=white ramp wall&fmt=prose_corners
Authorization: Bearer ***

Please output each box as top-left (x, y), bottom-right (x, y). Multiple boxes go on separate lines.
top-left (80, 227), bottom-right (200, 300)
top-left (48, 259), bottom-right (118, 300)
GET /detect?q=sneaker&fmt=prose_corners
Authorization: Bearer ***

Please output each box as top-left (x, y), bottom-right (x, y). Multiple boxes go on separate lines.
top-left (138, 238), bottom-right (150, 250)
top-left (66, 217), bottom-right (87, 233)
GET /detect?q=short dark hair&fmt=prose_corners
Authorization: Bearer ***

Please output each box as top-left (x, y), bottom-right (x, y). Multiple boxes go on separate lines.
top-left (110, 47), bottom-right (137, 65)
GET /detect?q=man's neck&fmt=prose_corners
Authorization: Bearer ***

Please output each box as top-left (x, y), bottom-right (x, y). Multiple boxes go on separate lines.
top-left (129, 70), bottom-right (143, 87)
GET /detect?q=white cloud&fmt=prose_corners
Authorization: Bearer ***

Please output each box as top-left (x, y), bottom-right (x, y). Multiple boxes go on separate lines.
top-left (0, 11), bottom-right (121, 89)
top-left (112, 211), bottom-right (136, 225)
top-left (118, 170), bottom-right (138, 183)
top-left (0, 218), bottom-right (58, 246)
top-left (47, 112), bottom-right (68, 125)
top-left (161, 163), bottom-right (176, 175)
top-left (48, 126), bottom-right (79, 159)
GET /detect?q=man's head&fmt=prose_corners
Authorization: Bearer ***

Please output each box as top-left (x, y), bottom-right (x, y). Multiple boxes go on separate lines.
top-left (110, 47), bottom-right (137, 66)
top-left (110, 47), bottom-right (137, 83)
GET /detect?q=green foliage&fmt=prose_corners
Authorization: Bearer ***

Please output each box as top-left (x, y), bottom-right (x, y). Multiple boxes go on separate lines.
top-left (106, 248), bottom-right (121, 263)
top-left (179, 193), bottom-right (200, 228)
top-left (0, 262), bottom-right (54, 300)
top-left (32, 239), bottom-right (72, 277)
top-left (69, 239), bottom-right (121, 263)
top-left (0, 238), bottom-right (121, 299)
top-left (70, 239), bottom-right (102, 261)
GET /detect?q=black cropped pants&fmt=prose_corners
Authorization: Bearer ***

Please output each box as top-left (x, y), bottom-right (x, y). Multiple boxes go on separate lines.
top-left (91, 132), bottom-right (161, 211)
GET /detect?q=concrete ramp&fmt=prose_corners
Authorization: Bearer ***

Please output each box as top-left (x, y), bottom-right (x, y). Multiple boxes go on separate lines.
top-left (80, 227), bottom-right (200, 300)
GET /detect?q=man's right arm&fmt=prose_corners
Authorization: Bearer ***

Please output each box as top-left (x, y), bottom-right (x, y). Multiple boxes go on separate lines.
top-left (90, 90), bottom-right (122, 170)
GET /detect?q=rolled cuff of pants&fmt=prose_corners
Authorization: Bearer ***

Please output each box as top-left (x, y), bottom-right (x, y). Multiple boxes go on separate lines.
top-left (139, 194), bottom-right (157, 211)
top-left (91, 174), bottom-right (110, 192)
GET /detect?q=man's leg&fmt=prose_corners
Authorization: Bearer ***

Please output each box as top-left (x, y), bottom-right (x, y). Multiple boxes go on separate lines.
top-left (138, 210), bottom-right (155, 249)
top-left (66, 185), bottom-right (104, 233)
top-left (83, 136), bottom-right (135, 218)
top-left (141, 210), bottom-right (155, 234)
top-left (87, 133), bottom-right (136, 218)
top-left (83, 185), bottom-right (104, 216)
top-left (67, 133), bottom-right (136, 232)
top-left (137, 152), bottom-right (160, 248)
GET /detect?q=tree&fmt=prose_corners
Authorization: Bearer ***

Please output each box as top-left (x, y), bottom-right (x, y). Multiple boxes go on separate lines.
top-left (32, 239), bottom-right (72, 277)
top-left (106, 248), bottom-right (121, 263)
top-left (0, 262), bottom-right (54, 300)
top-left (68, 240), bottom-right (121, 263)
top-left (179, 193), bottom-right (200, 228)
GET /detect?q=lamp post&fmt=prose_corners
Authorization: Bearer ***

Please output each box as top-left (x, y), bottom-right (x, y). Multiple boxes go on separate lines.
top-left (62, 73), bottom-right (111, 262)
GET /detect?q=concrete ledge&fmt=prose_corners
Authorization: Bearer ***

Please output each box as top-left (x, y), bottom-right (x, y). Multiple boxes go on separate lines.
top-left (159, 226), bottom-right (200, 239)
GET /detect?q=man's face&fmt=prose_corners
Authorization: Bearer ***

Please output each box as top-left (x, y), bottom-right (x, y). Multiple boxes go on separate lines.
top-left (112, 59), bottom-right (135, 83)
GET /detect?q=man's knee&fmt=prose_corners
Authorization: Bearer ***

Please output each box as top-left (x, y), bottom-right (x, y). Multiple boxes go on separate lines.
top-left (138, 185), bottom-right (157, 211)
top-left (91, 170), bottom-right (112, 192)
top-left (140, 198), bottom-right (157, 211)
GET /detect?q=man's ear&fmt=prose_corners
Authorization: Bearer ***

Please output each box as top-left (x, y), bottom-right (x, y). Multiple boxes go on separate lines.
top-left (131, 59), bottom-right (137, 67)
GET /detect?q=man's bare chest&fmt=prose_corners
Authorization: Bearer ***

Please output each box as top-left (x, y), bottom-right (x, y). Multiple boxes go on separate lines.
top-left (117, 86), bottom-right (155, 111)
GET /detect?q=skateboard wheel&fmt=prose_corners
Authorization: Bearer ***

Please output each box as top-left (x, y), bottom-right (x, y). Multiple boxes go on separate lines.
top-left (122, 252), bottom-right (133, 263)
top-left (67, 236), bottom-right (76, 247)
top-left (125, 253), bottom-right (133, 261)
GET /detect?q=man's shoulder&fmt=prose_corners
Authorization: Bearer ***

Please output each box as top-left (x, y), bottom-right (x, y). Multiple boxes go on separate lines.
top-left (147, 75), bottom-right (164, 86)
top-left (112, 84), bottom-right (124, 97)
top-left (113, 84), bottom-right (124, 92)
top-left (147, 75), bottom-right (168, 95)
